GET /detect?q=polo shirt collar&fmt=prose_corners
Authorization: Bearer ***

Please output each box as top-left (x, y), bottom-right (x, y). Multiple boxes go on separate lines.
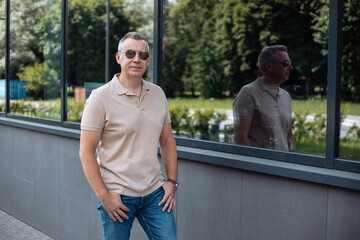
top-left (256, 77), bottom-right (282, 96)
top-left (111, 73), bottom-right (150, 96)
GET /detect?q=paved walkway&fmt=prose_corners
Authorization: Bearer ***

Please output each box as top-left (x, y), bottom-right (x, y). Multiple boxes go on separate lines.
top-left (0, 210), bottom-right (54, 240)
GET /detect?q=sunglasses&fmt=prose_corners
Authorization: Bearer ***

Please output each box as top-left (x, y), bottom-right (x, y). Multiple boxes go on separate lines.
top-left (272, 60), bottom-right (292, 68)
top-left (120, 49), bottom-right (149, 60)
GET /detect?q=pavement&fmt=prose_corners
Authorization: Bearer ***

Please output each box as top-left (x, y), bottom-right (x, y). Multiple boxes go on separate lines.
top-left (0, 210), bottom-right (54, 240)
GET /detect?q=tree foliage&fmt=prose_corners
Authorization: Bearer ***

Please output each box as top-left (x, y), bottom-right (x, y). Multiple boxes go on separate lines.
top-left (3, 0), bottom-right (146, 99)
top-left (341, 0), bottom-right (360, 102)
top-left (2, 0), bottom-right (359, 102)
top-left (67, 0), bottom-right (134, 86)
top-left (0, 0), bottom-right (47, 80)
top-left (163, 0), bottom-right (359, 102)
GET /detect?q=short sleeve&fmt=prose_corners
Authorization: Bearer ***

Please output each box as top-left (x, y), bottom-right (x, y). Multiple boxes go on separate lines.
top-left (233, 87), bottom-right (256, 122)
top-left (80, 90), bottom-right (106, 131)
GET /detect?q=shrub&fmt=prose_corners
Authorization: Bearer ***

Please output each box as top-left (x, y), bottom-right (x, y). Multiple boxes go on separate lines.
top-left (169, 106), bottom-right (228, 140)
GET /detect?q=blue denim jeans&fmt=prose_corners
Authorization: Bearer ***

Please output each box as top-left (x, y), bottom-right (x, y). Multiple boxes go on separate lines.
top-left (98, 187), bottom-right (177, 240)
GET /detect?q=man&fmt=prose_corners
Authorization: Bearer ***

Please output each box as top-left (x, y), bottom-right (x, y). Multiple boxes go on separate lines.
top-left (233, 45), bottom-right (296, 152)
top-left (79, 32), bottom-right (178, 240)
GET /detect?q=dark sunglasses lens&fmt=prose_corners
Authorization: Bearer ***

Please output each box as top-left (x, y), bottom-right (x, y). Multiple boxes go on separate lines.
top-left (282, 60), bottom-right (291, 67)
top-left (125, 50), bottom-right (136, 59)
top-left (139, 51), bottom-right (149, 60)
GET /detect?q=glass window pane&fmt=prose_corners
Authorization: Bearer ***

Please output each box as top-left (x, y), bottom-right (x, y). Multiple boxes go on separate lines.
top-left (67, 0), bottom-right (154, 122)
top-left (339, 1), bottom-right (360, 161)
top-left (0, 0), bottom-right (5, 112)
top-left (118, 0), bottom-right (154, 84)
top-left (9, 0), bottom-right (61, 119)
top-left (163, 0), bottom-right (328, 155)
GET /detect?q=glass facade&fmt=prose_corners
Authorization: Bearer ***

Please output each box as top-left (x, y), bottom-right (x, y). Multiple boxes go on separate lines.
top-left (163, 0), bottom-right (329, 156)
top-left (339, 0), bottom-right (360, 161)
top-left (66, 0), bottom-right (154, 122)
top-left (66, 0), bottom-right (108, 122)
top-left (8, 0), bottom-right (61, 119)
top-left (0, 0), bottom-right (359, 172)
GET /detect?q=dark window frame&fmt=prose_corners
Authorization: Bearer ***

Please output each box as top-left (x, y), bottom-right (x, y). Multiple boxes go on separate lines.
top-left (1, 0), bottom-right (359, 173)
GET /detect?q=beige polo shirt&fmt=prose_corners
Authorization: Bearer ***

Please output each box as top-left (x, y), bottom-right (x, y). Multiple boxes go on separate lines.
top-left (81, 74), bottom-right (171, 197)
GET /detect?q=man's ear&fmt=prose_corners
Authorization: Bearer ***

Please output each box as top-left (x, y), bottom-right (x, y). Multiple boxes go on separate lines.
top-left (115, 52), bottom-right (121, 64)
top-left (265, 61), bottom-right (272, 72)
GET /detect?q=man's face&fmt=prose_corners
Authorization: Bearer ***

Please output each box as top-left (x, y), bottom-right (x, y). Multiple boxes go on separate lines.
top-left (268, 50), bottom-right (293, 84)
top-left (116, 38), bottom-right (150, 79)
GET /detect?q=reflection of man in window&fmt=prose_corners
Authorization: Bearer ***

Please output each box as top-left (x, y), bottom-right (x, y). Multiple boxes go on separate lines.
top-left (233, 45), bottom-right (296, 152)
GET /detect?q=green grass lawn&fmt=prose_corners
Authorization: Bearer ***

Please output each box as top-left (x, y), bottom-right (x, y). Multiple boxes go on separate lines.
top-left (296, 141), bottom-right (326, 156)
top-left (168, 97), bottom-right (234, 110)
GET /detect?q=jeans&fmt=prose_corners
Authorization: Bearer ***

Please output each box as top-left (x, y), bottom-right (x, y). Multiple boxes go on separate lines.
top-left (98, 187), bottom-right (177, 240)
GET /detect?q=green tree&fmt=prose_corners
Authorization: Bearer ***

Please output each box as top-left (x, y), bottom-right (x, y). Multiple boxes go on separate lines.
top-left (162, 0), bottom-right (185, 97)
top-left (110, 0), bottom-right (154, 81)
top-left (5, 0), bottom-right (61, 99)
top-left (67, 0), bottom-right (152, 86)
top-left (40, 1), bottom-right (61, 99)
top-left (68, 0), bottom-right (111, 85)
top-left (312, 0), bottom-right (360, 102)
top-left (250, 0), bottom-right (326, 97)
top-left (163, 0), bottom-right (328, 99)
top-left (16, 62), bottom-right (46, 99)
top-left (341, 0), bottom-right (360, 102)
top-left (0, 0), bottom-right (47, 80)
top-left (213, 0), bottom-right (263, 96)
top-left (163, 0), bottom-right (223, 98)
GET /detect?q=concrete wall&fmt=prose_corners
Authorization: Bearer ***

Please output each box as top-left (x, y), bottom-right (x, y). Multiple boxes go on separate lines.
top-left (1, 123), bottom-right (360, 240)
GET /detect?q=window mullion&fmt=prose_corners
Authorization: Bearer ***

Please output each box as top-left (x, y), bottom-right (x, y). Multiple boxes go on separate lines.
top-left (61, 0), bottom-right (68, 123)
top-left (5, 0), bottom-right (10, 114)
top-left (105, 0), bottom-right (110, 83)
top-left (325, 0), bottom-right (343, 168)
top-left (153, 0), bottom-right (163, 86)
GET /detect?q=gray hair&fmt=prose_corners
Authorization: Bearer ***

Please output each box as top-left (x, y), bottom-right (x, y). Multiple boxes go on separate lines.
top-left (258, 45), bottom-right (288, 71)
top-left (117, 32), bottom-right (150, 52)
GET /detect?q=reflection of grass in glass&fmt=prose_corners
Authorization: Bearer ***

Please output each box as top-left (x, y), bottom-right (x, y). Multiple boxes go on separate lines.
top-left (296, 140), bottom-right (360, 161)
top-left (168, 98), bottom-right (233, 110)
top-left (296, 140), bottom-right (326, 156)
top-left (292, 99), bottom-right (327, 114)
top-left (168, 97), bottom-right (360, 116)
top-left (67, 97), bottom-right (84, 122)
top-left (295, 140), bottom-right (360, 161)
top-left (340, 140), bottom-right (360, 161)
top-left (341, 101), bottom-right (360, 115)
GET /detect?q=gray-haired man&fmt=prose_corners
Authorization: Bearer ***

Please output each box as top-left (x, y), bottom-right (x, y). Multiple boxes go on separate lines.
top-left (233, 45), bottom-right (296, 152)
top-left (79, 32), bottom-right (178, 240)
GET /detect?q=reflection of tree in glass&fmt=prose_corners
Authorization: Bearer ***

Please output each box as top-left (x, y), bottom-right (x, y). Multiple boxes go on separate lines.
top-left (11, 0), bottom-right (154, 100)
top-left (162, 0), bottom-right (333, 99)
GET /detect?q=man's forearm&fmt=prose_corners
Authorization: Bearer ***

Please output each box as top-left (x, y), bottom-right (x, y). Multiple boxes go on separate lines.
top-left (160, 139), bottom-right (178, 181)
top-left (80, 153), bottom-right (109, 200)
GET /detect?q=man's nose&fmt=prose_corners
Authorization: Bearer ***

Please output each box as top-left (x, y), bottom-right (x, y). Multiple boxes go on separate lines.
top-left (133, 53), bottom-right (141, 61)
